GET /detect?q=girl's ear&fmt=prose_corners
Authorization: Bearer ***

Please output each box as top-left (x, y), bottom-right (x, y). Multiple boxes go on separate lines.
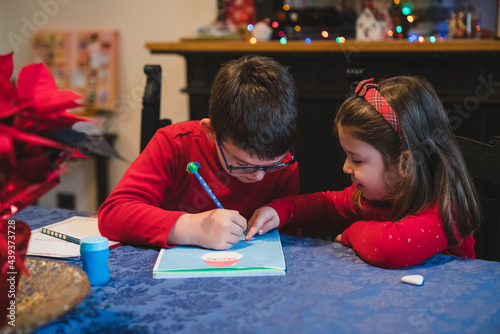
top-left (200, 118), bottom-right (216, 142)
top-left (398, 150), bottom-right (412, 178)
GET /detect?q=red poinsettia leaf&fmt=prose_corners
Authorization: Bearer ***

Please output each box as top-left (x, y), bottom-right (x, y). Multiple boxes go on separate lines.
top-left (0, 53), bottom-right (18, 113)
top-left (15, 110), bottom-right (95, 132)
top-left (0, 123), bottom-right (68, 150)
top-left (0, 52), bottom-right (13, 80)
top-left (16, 145), bottom-right (55, 183)
top-left (11, 114), bottom-right (37, 134)
top-left (0, 165), bottom-right (65, 220)
top-left (16, 63), bottom-right (82, 114)
top-left (0, 76), bottom-right (16, 99)
top-left (0, 132), bottom-right (14, 155)
top-left (38, 109), bottom-right (96, 123)
top-left (0, 81), bottom-right (17, 114)
top-left (71, 150), bottom-right (88, 158)
top-left (0, 101), bottom-right (21, 119)
top-left (0, 133), bottom-right (15, 189)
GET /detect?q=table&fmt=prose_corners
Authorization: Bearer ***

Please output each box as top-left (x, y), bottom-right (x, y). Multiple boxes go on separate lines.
top-left (12, 206), bottom-right (500, 333)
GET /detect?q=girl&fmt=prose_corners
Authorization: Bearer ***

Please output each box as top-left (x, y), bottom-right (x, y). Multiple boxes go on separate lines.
top-left (246, 76), bottom-right (481, 269)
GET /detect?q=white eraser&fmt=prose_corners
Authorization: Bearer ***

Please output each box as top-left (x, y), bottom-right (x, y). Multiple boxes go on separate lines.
top-left (401, 274), bottom-right (424, 286)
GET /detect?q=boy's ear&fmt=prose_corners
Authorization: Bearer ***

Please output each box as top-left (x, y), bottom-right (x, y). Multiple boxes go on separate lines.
top-left (200, 118), bottom-right (216, 142)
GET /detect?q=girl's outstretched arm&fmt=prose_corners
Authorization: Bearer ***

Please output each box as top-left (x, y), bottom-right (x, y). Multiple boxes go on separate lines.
top-left (340, 206), bottom-right (449, 269)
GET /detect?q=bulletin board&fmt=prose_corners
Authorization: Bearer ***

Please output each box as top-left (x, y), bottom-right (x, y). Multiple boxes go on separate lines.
top-left (32, 30), bottom-right (118, 114)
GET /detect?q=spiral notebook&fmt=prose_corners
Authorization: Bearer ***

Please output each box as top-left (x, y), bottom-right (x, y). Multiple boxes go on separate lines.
top-left (153, 229), bottom-right (286, 279)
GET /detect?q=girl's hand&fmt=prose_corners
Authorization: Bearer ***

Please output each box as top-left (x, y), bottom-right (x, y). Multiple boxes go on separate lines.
top-left (335, 234), bottom-right (342, 243)
top-left (169, 209), bottom-right (247, 250)
top-left (246, 206), bottom-right (280, 240)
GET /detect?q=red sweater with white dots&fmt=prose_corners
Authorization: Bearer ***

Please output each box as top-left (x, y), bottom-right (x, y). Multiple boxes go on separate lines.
top-left (268, 184), bottom-right (475, 269)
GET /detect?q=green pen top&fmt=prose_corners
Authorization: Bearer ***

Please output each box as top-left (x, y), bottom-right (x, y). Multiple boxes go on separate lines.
top-left (186, 162), bottom-right (200, 174)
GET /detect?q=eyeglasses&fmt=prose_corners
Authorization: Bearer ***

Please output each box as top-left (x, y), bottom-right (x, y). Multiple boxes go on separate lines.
top-left (216, 135), bottom-right (296, 174)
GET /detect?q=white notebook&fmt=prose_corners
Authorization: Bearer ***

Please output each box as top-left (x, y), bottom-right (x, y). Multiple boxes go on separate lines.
top-left (27, 216), bottom-right (120, 260)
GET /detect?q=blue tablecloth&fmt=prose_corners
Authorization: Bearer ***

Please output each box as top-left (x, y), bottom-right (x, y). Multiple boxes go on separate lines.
top-left (11, 206), bottom-right (500, 333)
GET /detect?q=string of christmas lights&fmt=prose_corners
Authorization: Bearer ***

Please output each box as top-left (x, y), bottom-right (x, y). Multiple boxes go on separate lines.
top-left (246, 1), bottom-right (459, 45)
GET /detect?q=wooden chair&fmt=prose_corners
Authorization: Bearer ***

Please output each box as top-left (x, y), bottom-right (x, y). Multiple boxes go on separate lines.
top-left (140, 65), bottom-right (171, 152)
top-left (456, 135), bottom-right (500, 261)
top-left (456, 136), bottom-right (500, 185)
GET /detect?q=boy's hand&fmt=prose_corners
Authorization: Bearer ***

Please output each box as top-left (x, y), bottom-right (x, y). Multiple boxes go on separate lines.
top-left (246, 206), bottom-right (279, 240)
top-left (169, 209), bottom-right (247, 250)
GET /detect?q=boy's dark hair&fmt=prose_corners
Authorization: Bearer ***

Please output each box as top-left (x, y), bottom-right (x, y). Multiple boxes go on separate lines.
top-left (335, 76), bottom-right (480, 246)
top-left (209, 55), bottom-right (298, 160)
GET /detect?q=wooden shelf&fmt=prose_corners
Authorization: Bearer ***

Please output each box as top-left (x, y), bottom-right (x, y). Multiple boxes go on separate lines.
top-left (146, 39), bottom-right (500, 54)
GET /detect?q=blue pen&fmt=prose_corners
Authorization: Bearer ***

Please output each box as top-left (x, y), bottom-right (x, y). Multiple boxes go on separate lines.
top-left (186, 162), bottom-right (224, 209)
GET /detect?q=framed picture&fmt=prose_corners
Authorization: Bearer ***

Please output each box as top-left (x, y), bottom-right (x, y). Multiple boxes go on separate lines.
top-left (72, 30), bottom-right (118, 112)
top-left (32, 30), bottom-right (118, 114)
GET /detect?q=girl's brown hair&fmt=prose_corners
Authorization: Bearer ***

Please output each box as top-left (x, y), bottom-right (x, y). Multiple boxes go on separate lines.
top-left (334, 76), bottom-right (480, 246)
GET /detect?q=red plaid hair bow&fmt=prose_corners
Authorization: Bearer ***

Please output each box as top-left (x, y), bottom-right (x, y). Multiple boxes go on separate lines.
top-left (355, 78), bottom-right (399, 134)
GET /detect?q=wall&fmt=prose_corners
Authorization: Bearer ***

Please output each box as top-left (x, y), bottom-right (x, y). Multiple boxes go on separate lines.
top-left (0, 0), bottom-right (217, 211)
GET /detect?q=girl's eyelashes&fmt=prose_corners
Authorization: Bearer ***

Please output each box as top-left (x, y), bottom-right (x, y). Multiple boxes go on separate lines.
top-left (344, 152), bottom-right (362, 165)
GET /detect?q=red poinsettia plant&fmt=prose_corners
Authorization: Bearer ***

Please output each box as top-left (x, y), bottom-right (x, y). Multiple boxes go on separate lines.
top-left (0, 52), bottom-right (120, 218)
top-left (1, 52), bottom-right (121, 326)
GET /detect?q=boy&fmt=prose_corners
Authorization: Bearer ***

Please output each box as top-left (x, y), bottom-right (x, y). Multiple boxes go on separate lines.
top-left (98, 55), bottom-right (299, 250)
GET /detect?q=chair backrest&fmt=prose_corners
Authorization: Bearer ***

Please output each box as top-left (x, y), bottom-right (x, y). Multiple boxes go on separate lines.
top-left (140, 64), bottom-right (171, 152)
top-left (456, 135), bottom-right (500, 185)
top-left (456, 135), bottom-right (500, 262)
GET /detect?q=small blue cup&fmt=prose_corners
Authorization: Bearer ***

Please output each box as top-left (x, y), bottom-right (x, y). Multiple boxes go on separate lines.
top-left (80, 236), bottom-right (110, 285)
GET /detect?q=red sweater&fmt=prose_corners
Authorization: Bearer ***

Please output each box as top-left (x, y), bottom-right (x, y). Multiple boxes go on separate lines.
top-left (98, 121), bottom-right (299, 248)
top-left (268, 184), bottom-right (475, 269)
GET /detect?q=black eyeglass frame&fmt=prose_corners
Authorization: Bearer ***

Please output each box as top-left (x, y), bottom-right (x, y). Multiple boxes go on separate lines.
top-left (216, 135), bottom-right (296, 174)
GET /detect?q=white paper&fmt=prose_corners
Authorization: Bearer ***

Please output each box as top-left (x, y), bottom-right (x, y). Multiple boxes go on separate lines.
top-left (27, 216), bottom-right (119, 259)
